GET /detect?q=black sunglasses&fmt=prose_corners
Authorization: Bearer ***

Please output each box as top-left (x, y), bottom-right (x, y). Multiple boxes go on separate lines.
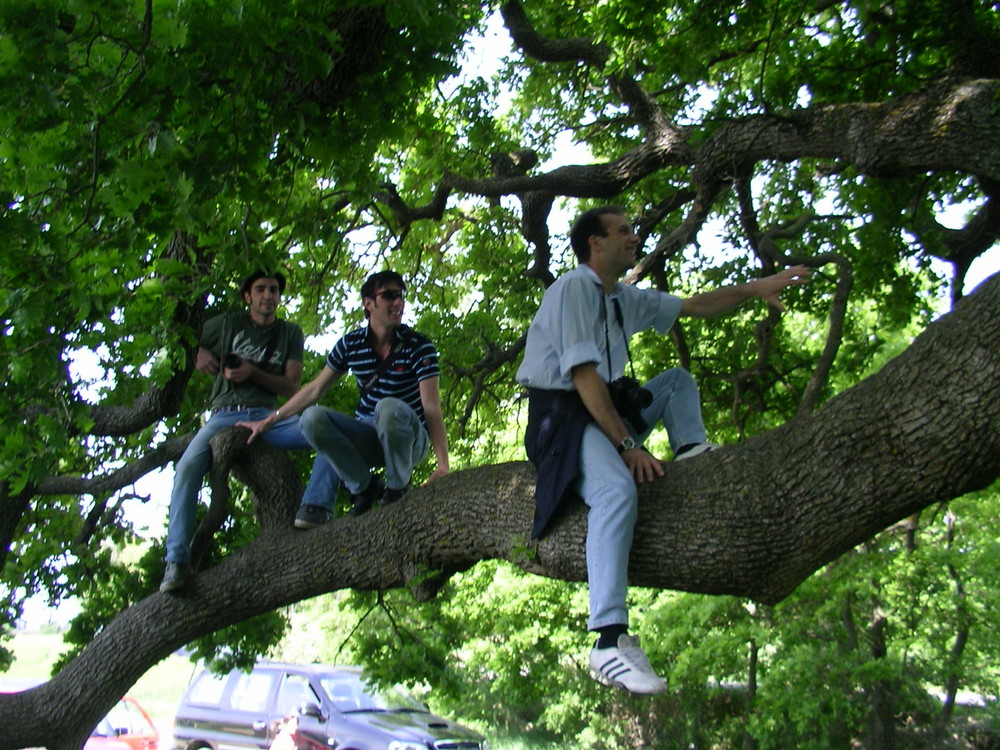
top-left (377, 289), bottom-right (405, 301)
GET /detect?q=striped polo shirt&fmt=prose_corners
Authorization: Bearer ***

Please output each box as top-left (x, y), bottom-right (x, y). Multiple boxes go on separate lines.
top-left (327, 325), bottom-right (440, 425)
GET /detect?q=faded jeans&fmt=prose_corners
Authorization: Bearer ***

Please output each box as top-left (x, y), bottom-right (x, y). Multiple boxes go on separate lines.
top-left (164, 407), bottom-right (340, 564)
top-left (580, 368), bottom-right (707, 630)
top-left (298, 397), bottom-right (429, 507)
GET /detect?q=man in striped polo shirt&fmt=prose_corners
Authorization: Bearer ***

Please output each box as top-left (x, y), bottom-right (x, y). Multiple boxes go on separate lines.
top-left (239, 271), bottom-right (449, 524)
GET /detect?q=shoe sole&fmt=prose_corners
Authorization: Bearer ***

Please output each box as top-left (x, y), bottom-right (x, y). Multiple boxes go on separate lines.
top-left (591, 670), bottom-right (667, 695)
top-left (159, 579), bottom-right (191, 594)
top-left (674, 443), bottom-right (718, 462)
top-left (293, 519), bottom-right (324, 529)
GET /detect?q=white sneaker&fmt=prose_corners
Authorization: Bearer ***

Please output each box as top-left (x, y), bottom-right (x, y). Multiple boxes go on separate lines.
top-left (589, 634), bottom-right (667, 695)
top-left (674, 441), bottom-right (719, 461)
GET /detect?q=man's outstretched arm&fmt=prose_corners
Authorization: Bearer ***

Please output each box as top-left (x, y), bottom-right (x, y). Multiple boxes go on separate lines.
top-left (680, 265), bottom-right (811, 318)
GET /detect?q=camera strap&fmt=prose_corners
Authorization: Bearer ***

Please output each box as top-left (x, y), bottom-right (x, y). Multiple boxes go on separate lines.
top-left (601, 295), bottom-right (638, 381)
top-left (360, 326), bottom-right (414, 399)
top-left (258, 320), bottom-right (285, 367)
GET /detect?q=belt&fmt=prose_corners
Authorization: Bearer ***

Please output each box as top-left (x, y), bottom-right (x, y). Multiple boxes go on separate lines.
top-left (211, 405), bottom-right (264, 414)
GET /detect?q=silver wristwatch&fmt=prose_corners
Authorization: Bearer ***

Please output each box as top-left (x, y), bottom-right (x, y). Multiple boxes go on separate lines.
top-left (617, 435), bottom-right (636, 453)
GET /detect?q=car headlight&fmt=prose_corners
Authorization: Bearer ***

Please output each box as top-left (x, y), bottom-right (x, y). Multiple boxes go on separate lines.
top-left (387, 743), bottom-right (428, 750)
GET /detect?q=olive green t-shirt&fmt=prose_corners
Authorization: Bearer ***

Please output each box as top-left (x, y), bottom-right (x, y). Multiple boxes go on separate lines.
top-left (200, 312), bottom-right (305, 409)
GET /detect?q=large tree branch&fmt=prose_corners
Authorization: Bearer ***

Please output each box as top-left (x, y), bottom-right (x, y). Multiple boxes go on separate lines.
top-left (37, 436), bottom-right (192, 499)
top-left (500, 0), bottom-right (610, 68)
top-left (440, 78), bottom-right (1000, 218)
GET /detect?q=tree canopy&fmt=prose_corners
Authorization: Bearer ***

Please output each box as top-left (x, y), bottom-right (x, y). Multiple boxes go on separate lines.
top-left (1, 0), bottom-right (999, 747)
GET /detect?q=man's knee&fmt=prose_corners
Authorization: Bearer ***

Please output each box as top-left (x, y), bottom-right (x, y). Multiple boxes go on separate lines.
top-left (374, 397), bottom-right (410, 428)
top-left (672, 366), bottom-right (697, 389)
top-left (582, 465), bottom-right (637, 509)
top-left (174, 438), bottom-right (211, 480)
top-left (299, 405), bottom-right (327, 440)
top-left (651, 366), bottom-right (696, 389)
top-left (608, 478), bottom-right (639, 512)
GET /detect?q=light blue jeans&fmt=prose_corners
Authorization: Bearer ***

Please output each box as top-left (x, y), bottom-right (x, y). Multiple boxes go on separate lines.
top-left (164, 407), bottom-right (340, 564)
top-left (580, 368), bottom-right (707, 630)
top-left (298, 397), bottom-right (429, 506)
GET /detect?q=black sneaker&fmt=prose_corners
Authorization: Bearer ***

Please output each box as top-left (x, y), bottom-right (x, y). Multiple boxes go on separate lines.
top-left (159, 561), bottom-right (193, 594)
top-left (294, 504), bottom-right (333, 529)
top-left (674, 441), bottom-right (719, 461)
top-left (380, 486), bottom-right (408, 506)
top-left (348, 475), bottom-right (385, 517)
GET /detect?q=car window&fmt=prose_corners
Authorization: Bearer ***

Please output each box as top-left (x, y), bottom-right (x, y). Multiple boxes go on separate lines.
top-left (91, 714), bottom-right (117, 738)
top-left (101, 700), bottom-right (132, 734)
top-left (319, 674), bottom-right (425, 713)
top-left (122, 698), bottom-right (156, 735)
top-left (186, 671), bottom-right (229, 707)
top-left (275, 673), bottom-right (319, 715)
top-left (230, 671), bottom-right (275, 713)
top-left (86, 696), bottom-right (158, 749)
top-left (322, 676), bottom-right (364, 711)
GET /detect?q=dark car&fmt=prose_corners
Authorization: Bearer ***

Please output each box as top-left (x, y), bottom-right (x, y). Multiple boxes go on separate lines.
top-left (171, 661), bottom-right (487, 750)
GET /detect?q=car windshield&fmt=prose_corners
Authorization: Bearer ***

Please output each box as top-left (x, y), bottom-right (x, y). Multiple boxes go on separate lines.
top-left (319, 674), bottom-right (426, 713)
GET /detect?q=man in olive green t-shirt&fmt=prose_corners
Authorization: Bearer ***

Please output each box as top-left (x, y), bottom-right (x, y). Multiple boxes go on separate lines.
top-left (159, 270), bottom-right (339, 593)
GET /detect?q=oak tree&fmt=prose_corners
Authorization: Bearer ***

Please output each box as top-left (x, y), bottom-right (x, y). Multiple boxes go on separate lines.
top-left (1, 1), bottom-right (998, 747)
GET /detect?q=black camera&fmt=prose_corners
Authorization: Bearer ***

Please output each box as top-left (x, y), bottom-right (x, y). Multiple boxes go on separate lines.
top-left (223, 353), bottom-right (243, 369)
top-left (608, 376), bottom-right (652, 433)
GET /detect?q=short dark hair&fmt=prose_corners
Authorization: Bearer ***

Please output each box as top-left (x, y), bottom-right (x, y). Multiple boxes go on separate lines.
top-left (240, 269), bottom-right (286, 296)
top-left (569, 206), bottom-right (627, 262)
top-left (361, 270), bottom-right (406, 318)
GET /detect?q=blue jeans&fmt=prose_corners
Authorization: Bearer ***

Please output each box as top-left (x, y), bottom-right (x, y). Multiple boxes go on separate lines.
top-left (298, 398), bottom-right (429, 508)
top-left (578, 368), bottom-right (707, 630)
top-left (164, 407), bottom-right (340, 564)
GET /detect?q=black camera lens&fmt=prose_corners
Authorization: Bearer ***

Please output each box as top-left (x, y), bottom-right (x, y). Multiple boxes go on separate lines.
top-left (609, 377), bottom-right (652, 433)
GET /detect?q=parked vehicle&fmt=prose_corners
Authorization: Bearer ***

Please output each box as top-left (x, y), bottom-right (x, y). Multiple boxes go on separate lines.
top-left (86, 696), bottom-right (159, 750)
top-left (0, 680), bottom-right (158, 750)
top-left (171, 661), bottom-right (488, 750)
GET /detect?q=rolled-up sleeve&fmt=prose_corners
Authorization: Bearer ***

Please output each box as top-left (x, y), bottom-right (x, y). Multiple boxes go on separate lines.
top-left (556, 275), bottom-right (602, 378)
top-left (558, 341), bottom-right (601, 379)
top-left (622, 286), bottom-right (682, 335)
top-left (517, 267), bottom-right (603, 389)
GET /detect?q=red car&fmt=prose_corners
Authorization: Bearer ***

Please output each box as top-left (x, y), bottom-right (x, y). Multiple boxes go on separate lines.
top-left (85, 695), bottom-right (159, 750)
top-left (1, 681), bottom-right (158, 750)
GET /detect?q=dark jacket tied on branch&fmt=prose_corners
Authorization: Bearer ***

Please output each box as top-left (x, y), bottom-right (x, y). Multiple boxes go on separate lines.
top-left (524, 387), bottom-right (593, 539)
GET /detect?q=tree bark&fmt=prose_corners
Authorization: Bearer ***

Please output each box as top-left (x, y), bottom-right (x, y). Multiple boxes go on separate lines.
top-left (2, 271), bottom-right (999, 749)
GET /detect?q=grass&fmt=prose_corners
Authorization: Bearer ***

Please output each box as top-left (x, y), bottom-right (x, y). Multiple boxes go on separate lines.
top-left (488, 739), bottom-right (563, 750)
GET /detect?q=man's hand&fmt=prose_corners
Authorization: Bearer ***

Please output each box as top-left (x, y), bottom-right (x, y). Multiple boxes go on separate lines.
top-left (235, 413), bottom-right (279, 444)
top-left (622, 447), bottom-right (665, 484)
top-left (224, 356), bottom-right (254, 383)
top-left (425, 464), bottom-right (450, 484)
top-left (195, 347), bottom-right (220, 376)
top-left (754, 265), bottom-right (811, 312)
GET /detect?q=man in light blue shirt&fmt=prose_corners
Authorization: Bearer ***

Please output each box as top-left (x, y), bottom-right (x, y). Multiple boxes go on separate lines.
top-left (516, 206), bottom-right (810, 694)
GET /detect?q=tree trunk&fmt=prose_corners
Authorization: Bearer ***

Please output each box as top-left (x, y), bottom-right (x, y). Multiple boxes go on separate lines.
top-left (864, 606), bottom-right (898, 750)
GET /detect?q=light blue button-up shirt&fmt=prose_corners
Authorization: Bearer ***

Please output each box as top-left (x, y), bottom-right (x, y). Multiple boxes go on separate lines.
top-left (516, 264), bottom-right (683, 390)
